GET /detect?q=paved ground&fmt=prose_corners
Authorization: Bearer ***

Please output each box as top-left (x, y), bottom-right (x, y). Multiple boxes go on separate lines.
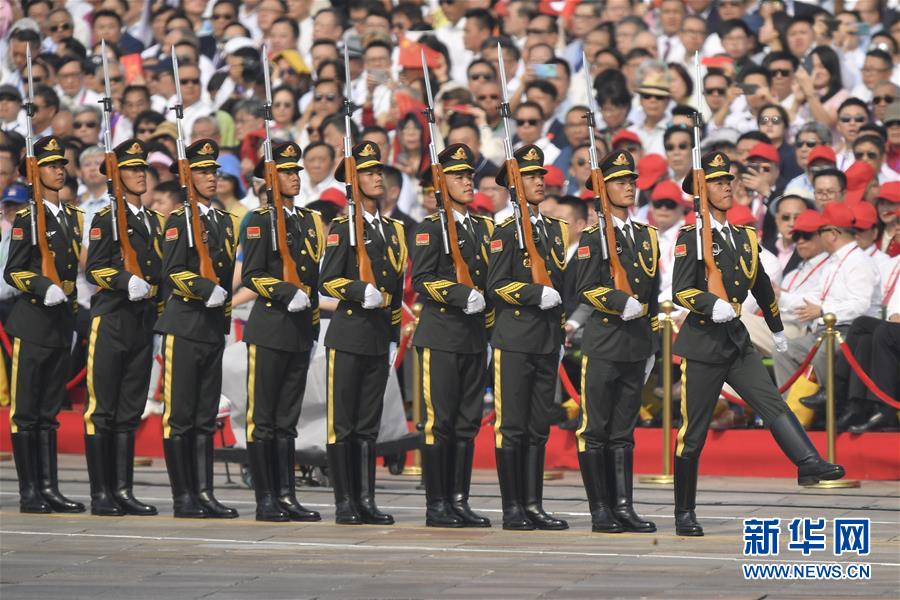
top-left (1, 455), bottom-right (898, 599)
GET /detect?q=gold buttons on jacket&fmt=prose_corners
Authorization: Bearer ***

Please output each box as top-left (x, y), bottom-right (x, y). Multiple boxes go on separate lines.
top-left (699, 319), bottom-right (706, 325)
top-left (514, 310), bottom-right (520, 316)
top-left (382, 270), bottom-right (388, 276)
top-left (346, 309), bottom-right (353, 315)
top-left (440, 307), bottom-right (446, 313)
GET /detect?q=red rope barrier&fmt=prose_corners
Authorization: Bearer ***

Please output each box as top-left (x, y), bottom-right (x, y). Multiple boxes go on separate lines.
top-left (0, 322), bottom-right (88, 391)
top-left (65, 368), bottom-right (86, 391)
top-left (0, 321), bottom-right (11, 356)
top-left (718, 337), bottom-right (823, 406)
top-left (558, 363), bottom-right (580, 404)
top-left (838, 336), bottom-right (900, 409)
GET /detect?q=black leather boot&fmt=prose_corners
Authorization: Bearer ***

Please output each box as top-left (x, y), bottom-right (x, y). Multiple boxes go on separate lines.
top-left (523, 444), bottom-right (568, 530)
top-left (84, 433), bottom-right (124, 516)
top-left (37, 429), bottom-right (85, 513)
top-left (354, 439), bottom-right (394, 525)
top-left (607, 446), bottom-right (655, 532)
top-left (449, 439), bottom-right (490, 527)
top-left (674, 456), bottom-right (703, 536)
top-left (577, 449), bottom-right (623, 533)
top-left (327, 442), bottom-right (362, 524)
top-left (274, 436), bottom-right (320, 521)
top-left (112, 431), bottom-right (157, 515)
top-left (495, 446), bottom-right (534, 530)
top-left (163, 436), bottom-right (207, 518)
top-left (194, 434), bottom-right (238, 518)
top-left (769, 412), bottom-right (845, 485)
top-left (11, 432), bottom-right (51, 514)
top-left (247, 441), bottom-right (289, 522)
top-left (422, 442), bottom-right (464, 527)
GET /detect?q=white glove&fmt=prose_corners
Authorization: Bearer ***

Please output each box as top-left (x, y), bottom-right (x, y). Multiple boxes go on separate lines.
top-left (558, 345), bottom-right (565, 363)
top-left (44, 284), bottom-right (66, 306)
top-left (388, 341), bottom-right (398, 368)
top-left (644, 355), bottom-right (656, 385)
top-left (362, 284), bottom-right (384, 309)
top-left (205, 285), bottom-right (227, 308)
top-left (712, 299), bottom-right (737, 323)
top-left (538, 286), bottom-right (562, 310)
top-left (128, 275), bottom-right (151, 301)
top-left (621, 297), bottom-right (644, 321)
top-left (773, 331), bottom-right (788, 353)
top-left (464, 289), bottom-right (486, 314)
top-left (287, 288), bottom-right (311, 312)
top-left (310, 341), bottom-right (318, 358)
top-left (486, 343), bottom-right (492, 368)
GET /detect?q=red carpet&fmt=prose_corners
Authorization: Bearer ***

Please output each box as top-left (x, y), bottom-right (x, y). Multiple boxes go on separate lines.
top-left (1, 408), bottom-right (896, 480)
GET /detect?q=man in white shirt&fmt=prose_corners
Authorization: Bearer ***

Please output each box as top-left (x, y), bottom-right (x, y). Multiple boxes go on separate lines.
top-left (777, 210), bottom-right (830, 338)
top-left (633, 68), bottom-right (671, 156)
top-left (165, 63), bottom-right (214, 144)
top-left (774, 203), bottom-right (881, 397)
top-left (298, 141), bottom-right (342, 206)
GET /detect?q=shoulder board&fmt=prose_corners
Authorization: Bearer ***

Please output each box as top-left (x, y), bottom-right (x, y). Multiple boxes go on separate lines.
top-left (299, 206), bottom-right (321, 216)
top-left (634, 221), bottom-right (657, 230)
top-left (382, 215), bottom-right (403, 226)
top-left (680, 224), bottom-right (696, 231)
top-left (97, 206), bottom-right (112, 216)
top-left (425, 213), bottom-right (441, 222)
top-left (497, 216), bottom-right (516, 228)
top-left (66, 205), bottom-right (83, 213)
top-left (544, 215), bottom-right (568, 225)
top-left (16, 207), bottom-right (31, 217)
top-left (253, 207), bottom-right (270, 214)
top-left (173, 207), bottom-right (186, 216)
top-left (333, 215), bottom-right (349, 224)
top-left (584, 225), bottom-right (599, 234)
top-left (215, 208), bottom-right (234, 218)
top-left (734, 224), bottom-right (756, 231)
top-left (472, 214), bottom-right (492, 223)
top-left (148, 209), bottom-right (162, 217)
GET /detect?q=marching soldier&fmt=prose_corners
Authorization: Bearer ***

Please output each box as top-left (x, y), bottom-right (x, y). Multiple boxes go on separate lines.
top-left (84, 139), bottom-right (162, 516)
top-left (156, 139), bottom-right (238, 519)
top-left (319, 142), bottom-right (406, 525)
top-left (5, 136), bottom-right (85, 514)
top-left (574, 150), bottom-right (659, 533)
top-left (242, 141), bottom-right (324, 522)
top-left (411, 143), bottom-right (494, 528)
top-left (487, 144), bottom-right (569, 531)
top-left (672, 151), bottom-right (845, 536)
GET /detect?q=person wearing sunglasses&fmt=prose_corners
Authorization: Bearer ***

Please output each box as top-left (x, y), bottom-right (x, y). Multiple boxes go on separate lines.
top-left (767, 192), bottom-right (815, 272)
top-left (648, 180), bottom-right (688, 319)
top-left (761, 51), bottom-right (797, 105)
top-left (740, 142), bottom-right (782, 231)
top-left (54, 55), bottom-right (99, 112)
top-left (44, 7), bottom-right (75, 52)
top-left (852, 134), bottom-right (896, 186)
top-left (71, 106), bottom-right (102, 147)
top-left (169, 63), bottom-right (215, 145)
top-left (776, 210), bottom-right (829, 339)
top-left (663, 125), bottom-right (693, 185)
top-left (757, 103), bottom-right (802, 188)
top-left (784, 122), bottom-right (833, 194)
top-left (871, 81), bottom-right (899, 126)
top-left (834, 97), bottom-right (870, 170)
top-left (633, 68), bottom-right (671, 156)
top-left (513, 102), bottom-right (560, 166)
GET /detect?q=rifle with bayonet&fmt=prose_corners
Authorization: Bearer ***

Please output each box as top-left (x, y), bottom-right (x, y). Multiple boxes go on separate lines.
top-left (421, 50), bottom-right (473, 288)
top-left (691, 53), bottom-right (727, 300)
top-left (582, 52), bottom-right (632, 296)
top-left (171, 52), bottom-right (217, 283)
top-left (341, 44), bottom-right (375, 285)
top-left (23, 45), bottom-right (61, 287)
top-left (495, 43), bottom-right (552, 287)
top-left (260, 44), bottom-right (302, 288)
top-left (99, 39), bottom-right (142, 279)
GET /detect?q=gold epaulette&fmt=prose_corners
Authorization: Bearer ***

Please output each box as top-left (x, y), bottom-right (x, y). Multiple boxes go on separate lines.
top-left (16, 207), bottom-right (31, 217)
top-left (300, 206), bottom-right (321, 216)
top-left (544, 214), bottom-right (568, 225)
top-left (734, 223), bottom-right (756, 231)
top-left (333, 215), bottom-right (349, 224)
top-left (584, 225), bottom-right (599, 233)
top-left (497, 216), bottom-right (516, 228)
top-left (635, 221), bottom-right (657, 230)
top-left (67, 205), bottom-right (83, 213)
top-left (425, 213), bottom-right (441, 221)
top-left (172, 207), bottom-right (186, 216)
top-left (383, 215), bottom-right (404, 226)
top-left (96, 205), bottom-right (112, 216)
top-left (680, 224), bottom-right (696, 231)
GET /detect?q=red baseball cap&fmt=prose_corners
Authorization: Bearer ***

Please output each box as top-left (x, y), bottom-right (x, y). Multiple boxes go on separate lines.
top-left (726, 203), bottom-right (756, 226)
top-left (544, 164), bottom-right (565, 188)
top-left (470, 191), bottom-right (493, 214)
top-left (650, 180), bottom-right (683, 204)
top-left (635, 153), bottom-right (668, 191)
top-left (845, 160), bottom-right (876, 191)
top-left (398, 42), bottom-right (441, 69)
top-left (319, 187), bottom-right (347, 209)
top-left (875, 181), bottom-right (900, 203)
top-left (746, 142), bottom-right (779, 163)
top-left (791, 209), bottom-right (826, 234)
top-left (806, 145), bottom-right (836, 167)
top-left (821, 203), bottom-right (855, 229)
top-left (852, 202), bottom-right (878, 230)
top-left (611, 129), bottom-right (641, 148)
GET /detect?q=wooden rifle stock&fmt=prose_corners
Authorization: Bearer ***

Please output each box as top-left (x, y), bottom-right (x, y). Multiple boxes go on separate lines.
top-left (263, 160), bottom-right (302, 287)
top-left (432, 163), bottom-right (474, 288)
top-left (177, 157), bottom-right (218, 283)
top-left (105, 152), bottom-right (143, 278)
top-left (695, 168), bottom-right (728, 300)
top-left (590, 168), bottom-right (633, 296)
top-left (506, 158), bottom-right (552, 287)
top-left (345, 155), bottom-right (375, 285)
top-left (25, 156), bottom-right (61, 286)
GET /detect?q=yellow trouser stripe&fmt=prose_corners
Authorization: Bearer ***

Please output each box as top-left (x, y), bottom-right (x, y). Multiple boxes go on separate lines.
top-left (9, 338), bottom-right (20, 433)
top-left (422, 348), bottom-right (434, 445)
top-left (575, 355), bottom-right (589, 452)
top-left (493, 348), bottom-right (503, 448)
top-left (326, 348), bottom-right (336, 444)
top-left (246, 344), bottom-right (257, 441)
top-left (675, 359), bottom-right (689, 457)
top-left (83, 316), bottom-right (101, 435)
top-left (161, 335), bottom-right (175, 439)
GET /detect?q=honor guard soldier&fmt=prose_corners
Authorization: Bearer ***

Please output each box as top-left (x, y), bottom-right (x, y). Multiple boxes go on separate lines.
top-left (487, 144), bottom-right (569, 531)
top-left (574, 151), bottom-right (659, 534)
top-left (5, 136), bottom-right (85, 514)
top-left (411, 143), bottom-right (494, 528)
top-left (156, 139), bottom-right (239, 519)
top-left (319, 142), bottom-right (406, 525)
top-left (672, 151), bottom-right (845, 536)
top-left (242, 141), bottom-right (324, 522)
top-left (84, 139), bottom-right (162, 516)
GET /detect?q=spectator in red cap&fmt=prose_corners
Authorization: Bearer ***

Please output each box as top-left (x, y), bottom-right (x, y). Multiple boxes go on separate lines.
top-left (740, 142), bottom-right (781, 232)
top-left (610, 129), bottom-right (643, 162)
top-left (875, 181), bottom-right (899, 257)
top-left (543, 164), bottom-right (566, 196)
top-left (853, 202), bottom-right (891, 274)
top-left (635, 153), bottom-right (668, 205)
top-left (777, 210), bottom-right (830, 338)
top-left (767, 192), bottom-right (816, 272)
top-left (647, 180), bottom-right (688, 313)
top-left (843, 160), bottom-right (878, 206)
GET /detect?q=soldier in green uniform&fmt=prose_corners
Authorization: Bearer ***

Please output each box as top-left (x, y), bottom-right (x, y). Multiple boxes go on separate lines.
top-left (411, 143), bottom-right (494, 528)
top-left (5, 136), bottom-right (85, 514)
top-left (84, 139), bottom-right (162, 516)
top-left (242, 141), bottom-right (325, 522)
top-left (319, 142), bottom-right (406, 525)
top-left (156, 139), bottom-right (238, 519)
top-left (672, 151), bottom-right (845, 536)
top-left (574, 150), bottom-right (659, 534)
top-left (487, 144), bottom-right (569, 531)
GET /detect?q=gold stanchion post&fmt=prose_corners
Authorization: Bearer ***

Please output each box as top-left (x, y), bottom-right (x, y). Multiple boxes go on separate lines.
top-left (401, 303), bottom-right (423, 476)
top-left (640, 301), bottom-right (675, 484)
top-left (805, 313), bottom-right (859, 488)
